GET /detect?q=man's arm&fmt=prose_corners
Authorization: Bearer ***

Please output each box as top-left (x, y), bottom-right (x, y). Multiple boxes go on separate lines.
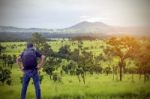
top-left (16, 56), bottom-right (24, 71)
top-left (37, 55), bottom-right (46, 70)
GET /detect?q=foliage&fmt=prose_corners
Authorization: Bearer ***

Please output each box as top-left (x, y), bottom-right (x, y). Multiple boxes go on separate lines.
top-left (135, 39), bottom-right (150, 81)
top-left (0, 67), bottom-right (12, 85)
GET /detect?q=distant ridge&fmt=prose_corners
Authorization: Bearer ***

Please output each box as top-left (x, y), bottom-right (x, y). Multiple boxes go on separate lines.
top-left (0, 25), bottom-right (52, 33)
top-left (0, 21), bottom-right (115, 34)
top-left (0, 21), bottom-right (149, 41)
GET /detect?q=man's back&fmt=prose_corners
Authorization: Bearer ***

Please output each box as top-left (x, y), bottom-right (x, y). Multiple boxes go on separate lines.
top-left (21, 48), bottom-right (41, 70)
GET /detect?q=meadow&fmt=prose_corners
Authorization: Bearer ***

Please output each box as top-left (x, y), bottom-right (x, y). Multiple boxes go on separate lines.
top-left (0, 40), bottom-right (150, 99)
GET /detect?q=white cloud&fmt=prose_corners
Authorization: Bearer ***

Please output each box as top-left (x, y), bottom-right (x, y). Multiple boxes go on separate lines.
top-left (79, 16), bottom-right (109, 23)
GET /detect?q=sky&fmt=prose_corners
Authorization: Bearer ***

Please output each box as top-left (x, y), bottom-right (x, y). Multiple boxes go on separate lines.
top-left (0, 0), bottom-right (150, 28)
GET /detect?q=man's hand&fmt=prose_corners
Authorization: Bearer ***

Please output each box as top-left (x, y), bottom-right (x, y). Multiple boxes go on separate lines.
top-left (36, 55), bottom-right (46, 70)
top-left (36, 64), bottom-right (42, 70)
top-left (19, 65), bottom-right (24, 72)
top-left (16, 56), bottom-right (24, 72)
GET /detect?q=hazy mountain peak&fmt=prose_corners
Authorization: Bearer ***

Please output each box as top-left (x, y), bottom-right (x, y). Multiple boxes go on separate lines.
top-left (64, 21), bottom-right (113, 34)
top-left (69, 21), bottom-right (108, 28)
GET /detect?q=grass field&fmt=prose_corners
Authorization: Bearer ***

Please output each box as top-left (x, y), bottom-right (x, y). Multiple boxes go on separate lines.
top-left (0, 41), bottom-right (150, 99)
top-left (1, 66), bottom-right (150, 99)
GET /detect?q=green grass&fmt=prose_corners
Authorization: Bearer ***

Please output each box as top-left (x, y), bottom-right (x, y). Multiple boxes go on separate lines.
top-left (0, 65), bottom-right (150, 99)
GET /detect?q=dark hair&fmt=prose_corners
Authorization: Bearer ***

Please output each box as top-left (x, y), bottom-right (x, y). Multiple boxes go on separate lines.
top-left (27, 42), bottom-right (33, 48)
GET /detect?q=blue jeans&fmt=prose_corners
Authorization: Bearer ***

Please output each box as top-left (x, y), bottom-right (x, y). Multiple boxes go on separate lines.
top-left (21, 69), bottom-right (41, 99)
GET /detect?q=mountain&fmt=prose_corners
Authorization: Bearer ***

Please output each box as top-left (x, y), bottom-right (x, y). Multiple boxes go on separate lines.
top-left (62, 21), bottom-right (116, 34)
top-left (0, 21), bottom-right (149, 41)
top-left (0, 26), bottom-right (53, 33)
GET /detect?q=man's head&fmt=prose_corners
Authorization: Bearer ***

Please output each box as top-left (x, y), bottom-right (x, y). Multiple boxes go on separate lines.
top-left (27, 42), bottom-right (33, 48)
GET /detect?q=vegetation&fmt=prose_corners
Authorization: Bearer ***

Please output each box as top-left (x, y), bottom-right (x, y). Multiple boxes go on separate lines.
top-left (0, 33), bottom-right (150, 99)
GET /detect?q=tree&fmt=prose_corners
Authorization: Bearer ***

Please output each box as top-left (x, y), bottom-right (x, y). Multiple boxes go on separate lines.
top-left (0, 44), bottom-right (5, 55)
top-left (31, 32), bottom-right (46, 51)
top-left (103, 50), bottom-right (119, 80)
top-left (57, 45), bottom-right (71, 59)
top-left (80, 51), bottom-right (94, 73)
top-left (41, 43), bottom-right (54, 57)
top-left (70, 48), bottom-right (94, 84)
top-left (0, 67), bottom-right (12, 86)
top-left (66, 61), bottom-right (77, 75)
top-left (0, 44), bottom-right (12, 86)
top-left (1, 54), bottom-right (7, 67)
top-left (69, 48), bottom-right (85, 84)
top-left (93, 54), bottom-right (104, 74)
top-left (43, 57), bottom-right (62, 80)
top-left (104, 67), bottom-right (112, 75)
top-left (7, 55), bottom-right (14, 69)
top-left (32, 33), bottom-right (46, 46)
top-left (52, 72), bottom-right (62, 82)
top-left (135, 39), bottom-right (150, 82)
top-left (12, 55), bottom-right (17, 63)
top-left (76, 66), bottom-right (85, 84)
top-left (105, 36), bottom-right (139, 81)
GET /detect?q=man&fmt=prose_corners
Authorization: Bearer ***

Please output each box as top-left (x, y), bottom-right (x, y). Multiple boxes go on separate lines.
top-left (16, 42), bottom-right (45, 99)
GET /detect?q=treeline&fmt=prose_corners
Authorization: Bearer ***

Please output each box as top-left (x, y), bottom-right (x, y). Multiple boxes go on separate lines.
top-left (0, 32), bottom-right (108, 42)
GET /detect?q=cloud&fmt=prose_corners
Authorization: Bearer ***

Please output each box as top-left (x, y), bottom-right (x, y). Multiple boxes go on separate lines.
top-left (79, 16), bottom-right (111, 23)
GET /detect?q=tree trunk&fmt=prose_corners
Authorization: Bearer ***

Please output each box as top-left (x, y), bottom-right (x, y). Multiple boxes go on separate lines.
top-left (119, 59), bottom-right (124, 81)
top-left (50, 75), bottom-right (52, 80)
top-left (132, 72), bottom-right (134, 82)
top-left (81, 74), bottom-right (85, 84)
top-left (144, 74), bottom-right (146, 82)
top-left (112, 67), bottom-right (115, 80)
top-left (112, 71), bottom-right (114, 80)
top-left (119, 65), bottom-right (123, 81)
top-left (116, 67), bottom-right (118, 81)
top-left (139, 73), bottom-right (141, 80)
top-left (77, 75), bottom-right (80, 82)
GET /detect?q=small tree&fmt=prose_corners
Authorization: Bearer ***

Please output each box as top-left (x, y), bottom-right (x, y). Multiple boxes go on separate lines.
top-left (7, 55), bottom-right (14, 69)
top-left (31, 32), bottom-right (47, 52)
top-left (104, 67), bottom-right (111, 75)
top-left (0, 44), bottom-right (5, 55)
top-left (0, 67), bottom-right (12, 86)
top-left (57, 45), bottom-right (71, 59)
top-left (0, 44), bottom-right (12, 85)
top-left (31, 33), bottom-right (46, 48)
top-left (41, 43), bottom-right (54, 57)
top-left (43, 57), bottom-right (62, 80)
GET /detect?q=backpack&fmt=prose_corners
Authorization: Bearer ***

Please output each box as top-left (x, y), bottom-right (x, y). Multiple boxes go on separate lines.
top-left (21, 48), bottom-right (37, 70)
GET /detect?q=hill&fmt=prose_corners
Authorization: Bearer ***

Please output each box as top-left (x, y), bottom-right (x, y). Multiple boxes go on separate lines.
top-left (0, 21), bottom-right (149, 41)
